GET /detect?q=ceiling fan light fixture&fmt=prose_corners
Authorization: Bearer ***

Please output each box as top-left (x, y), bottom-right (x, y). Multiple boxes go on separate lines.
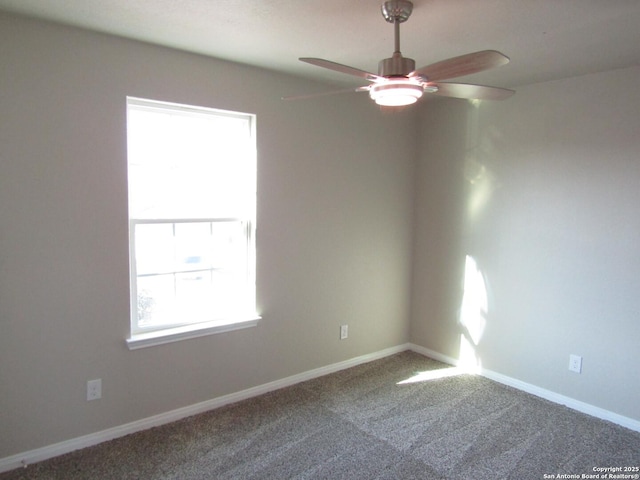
top-left (369, 79), bottom-right (424, 106)
top-left (290, 1), bottom-right (513, 105)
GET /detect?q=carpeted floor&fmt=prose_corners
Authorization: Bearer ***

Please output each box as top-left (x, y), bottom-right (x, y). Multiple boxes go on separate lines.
top-left (2, 351), bottom-right (639, 479)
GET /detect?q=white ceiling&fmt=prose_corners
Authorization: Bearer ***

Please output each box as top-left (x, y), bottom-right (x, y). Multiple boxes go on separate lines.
top-left (1, 0), bottom-right (639, 90)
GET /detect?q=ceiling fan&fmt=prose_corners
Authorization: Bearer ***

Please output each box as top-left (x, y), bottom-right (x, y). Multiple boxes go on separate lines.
top-left (284, 0), bottom-right (514, 107)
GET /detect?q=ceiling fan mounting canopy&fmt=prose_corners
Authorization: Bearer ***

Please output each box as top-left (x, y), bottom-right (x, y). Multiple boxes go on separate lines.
top-left (381, 0), bottom-right (414, 23)
top-left (286, 1), bottom-right (515, 106)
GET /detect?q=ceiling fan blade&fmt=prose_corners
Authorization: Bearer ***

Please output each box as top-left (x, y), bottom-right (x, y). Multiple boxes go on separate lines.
top-left (432, 82), bottom-right (515, 100)
top-left (412, 50), bottom-right (510, 82)
top-left (300, 58), bottom-right (382, 82)
top-left (282, 86), bottom-right (370, 101)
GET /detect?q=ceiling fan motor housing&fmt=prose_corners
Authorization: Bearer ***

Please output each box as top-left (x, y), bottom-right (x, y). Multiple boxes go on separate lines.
top-left (379, 53), bottom-right (415, 77)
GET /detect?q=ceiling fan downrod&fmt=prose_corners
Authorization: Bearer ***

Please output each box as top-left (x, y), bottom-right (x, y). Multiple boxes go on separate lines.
top-left (379, 0), bottom-right (415, 77)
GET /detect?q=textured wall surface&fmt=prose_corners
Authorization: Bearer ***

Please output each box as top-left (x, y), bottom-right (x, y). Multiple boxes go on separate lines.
top-left (411, 66), bottom-right (640, 422)
top-left (0, 12), bottom-right (416, 457)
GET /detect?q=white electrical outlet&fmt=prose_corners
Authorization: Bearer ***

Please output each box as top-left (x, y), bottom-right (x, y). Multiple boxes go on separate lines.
top-left (340, 325), bottom-right (348, 340)
top-left (87, 379), bottom-right (102, 401)
top-left (569, 355), bottom-right (582, 374)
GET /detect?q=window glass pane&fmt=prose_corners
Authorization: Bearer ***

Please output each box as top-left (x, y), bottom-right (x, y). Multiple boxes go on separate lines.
top-left (175, 222), bottom-right (212, 271)
top-left (137, 274), bottom-right (176, 328)
top-left (127, 106), bottom-right (252, 220)
top-left (175, 271), bottom-right (215, 323)
top-left (132, 220), bottom-right (250, 330)
top-left (211, 222), bottom-right (246, 270)
top-left (211, 270), bottom-right (242, 316)
top-left (135, 223), bottom-right (174, 275)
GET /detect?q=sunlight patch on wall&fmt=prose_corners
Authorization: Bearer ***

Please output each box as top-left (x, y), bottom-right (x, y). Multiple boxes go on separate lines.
top-left (464, 157), bottom-right (496, 220)
top-left (460, 256), bottom-right (487, 344)
top-left (459, 334), bottom-right (482, 373)
top-left (463, 99), bottom-right (499, 222)
top-left (396, 255), bottom-right (489, 385)
top-left (458, 255), bottom-right (488, 371)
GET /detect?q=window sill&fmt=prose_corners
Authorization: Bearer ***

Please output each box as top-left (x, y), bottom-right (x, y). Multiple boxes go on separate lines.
top-left (126, 315), bottom-right (261, 350)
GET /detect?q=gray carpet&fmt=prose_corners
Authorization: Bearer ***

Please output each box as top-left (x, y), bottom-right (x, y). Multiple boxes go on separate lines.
top-left (2, 351), bottom-right (639, 479)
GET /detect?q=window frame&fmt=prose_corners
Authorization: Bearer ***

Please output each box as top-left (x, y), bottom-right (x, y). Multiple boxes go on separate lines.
top-left (125, 97), bottom-right (259, 350)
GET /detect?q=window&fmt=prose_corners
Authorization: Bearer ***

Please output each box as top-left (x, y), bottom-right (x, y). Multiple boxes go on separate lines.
top-left (126, 97), bottom-right (258, 349)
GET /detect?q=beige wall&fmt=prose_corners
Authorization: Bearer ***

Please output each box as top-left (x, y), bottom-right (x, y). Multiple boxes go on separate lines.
top-left (3, 7), bottom-right (639, 463)
top-left (411, 66), bottom-right (640, 422)
top-left (0, 13), bottom-right (416, 457)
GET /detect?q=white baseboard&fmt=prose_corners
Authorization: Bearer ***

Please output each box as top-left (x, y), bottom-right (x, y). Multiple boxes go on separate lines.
top-left (0, 343), bottom-right (409, 474)
top-left (6, 342), bottom-right (637, 474)
top-left (408, 343), bottom-right (640, 434)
